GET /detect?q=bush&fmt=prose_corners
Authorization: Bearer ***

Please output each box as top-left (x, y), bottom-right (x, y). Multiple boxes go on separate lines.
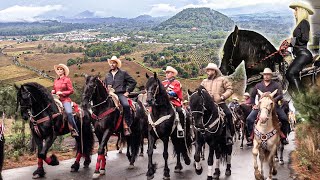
top-left (67, 58), bottom-right (77, 66)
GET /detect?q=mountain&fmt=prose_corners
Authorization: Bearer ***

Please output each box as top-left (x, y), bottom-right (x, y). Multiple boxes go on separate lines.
top-left (155, 8), bottom-right (234, 31)
top-left (74, 10), bottom-right (97, 19)
top-left (218, 3), bottom-right (290, 16)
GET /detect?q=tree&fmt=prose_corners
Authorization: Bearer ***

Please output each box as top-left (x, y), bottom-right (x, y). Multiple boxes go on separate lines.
top-left (0, 84), bottom-right (16, 118)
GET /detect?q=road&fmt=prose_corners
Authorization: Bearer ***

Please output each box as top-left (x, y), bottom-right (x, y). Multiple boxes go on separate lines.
top-left (2, 132), bottom-right (296, 180)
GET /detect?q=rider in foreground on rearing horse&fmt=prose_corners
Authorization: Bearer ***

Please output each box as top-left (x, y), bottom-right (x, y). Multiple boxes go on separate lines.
top-left (246, 68), bottom-right (290, 146)
top-left (52, 63), bottom-right (79, 137)
top-left (162, 66), bottom-right (185, 136)
top-left (200, 63), bottom-right (234, 145)
top-left (284, 1), bottom-right (314, 93)
top-left (105, 56), bottom-right (137, 136)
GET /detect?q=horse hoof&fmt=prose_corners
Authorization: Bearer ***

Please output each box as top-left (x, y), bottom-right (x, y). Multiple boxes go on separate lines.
top-left (32, 174), bottom-right (41, 179)
top-left (71, 162), bottom-right (80, 172)
top-left (174, 168), bottom-right (181, 173)
top-left (225, 168), bottom-right (231, 176)
top-left (128, 165), bottom-right (135, 170)
top-left (213, 168), bottom-right (220, 179)
top-left (163, 176), bottom-right (170, 180)
top-left (272, 168), bottom-right (278, 175)
top-left (184, 156), bottom-right (191, 165)
top-left (195, 166), bottom-right (203, 175)
top-left (139, 153), bottom-right (144, 157)
top-left (147, 175), bottom-right (154, 180)
top-left (92, 172), bottom-right (100, 179)
top-left (279, 160), bottom-right (284, 165)
top-left (84, 159), bottom-right (91, 168)
top-left (49, 154), bottom-right (59, 166)
top-left (119, 150), bottom-right (122, 154)
top-left (274, 157), bottom-right (279, 162)
top-left (100, 169), bottom-right (106, 175)
top-left (240, 145), bottom-right (243, 149)
top-left (207, 176), bottom-right (213, 180)
top-left (32, 167), bottom-right (45, 179)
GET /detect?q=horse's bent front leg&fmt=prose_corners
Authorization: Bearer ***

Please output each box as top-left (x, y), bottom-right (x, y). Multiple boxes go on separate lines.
top-left (40, 134), bottom-right (59, 166)
top-left (32, 135), bottom-right (46, 179)
top-left (146, 131), bottom-right (156, 180)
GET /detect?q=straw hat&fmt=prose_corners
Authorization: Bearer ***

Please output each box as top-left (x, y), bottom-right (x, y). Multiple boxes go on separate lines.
top-left (165, 66), bottom-right (178, 76)
top-left (204, 63), bottom-right (222, 76)
top-left (289, 1), bottom-right (314, 15)
top-left (243, 92), bottom-right (250, 97)
top-left (54, 64), bottom-right (69, 76)
top-left (108, 56), bottom-right (122, 68)
top-left (260, 68), bottom-right (273, 75)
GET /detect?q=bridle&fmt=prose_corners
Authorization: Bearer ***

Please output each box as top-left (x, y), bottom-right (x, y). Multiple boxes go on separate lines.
top-left (146, 81), bottom-right (159, 106)
top-left (257, 97), bottom-right (273, 124)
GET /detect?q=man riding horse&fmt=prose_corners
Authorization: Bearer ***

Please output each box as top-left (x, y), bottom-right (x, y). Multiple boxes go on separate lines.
top-left (246, 68), bottom-right (290, 146)
top-left (200, 63), bottom-right (234, 145)
top-left (105, 56), bottom-right (137, 136)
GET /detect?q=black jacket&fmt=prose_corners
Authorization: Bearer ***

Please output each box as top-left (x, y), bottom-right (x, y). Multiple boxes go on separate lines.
top-left (291, 19), bottom-right (310, 49)
top-left (250, 80), bottom-right (283, 105)
top-left (105, 68), bottom-right (137, 94)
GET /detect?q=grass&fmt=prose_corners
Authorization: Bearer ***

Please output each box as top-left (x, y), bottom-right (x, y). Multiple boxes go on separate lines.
top-left (0, 65), bottom-right (35, 81)
top-left (15, 77), bottom-right (53, 87)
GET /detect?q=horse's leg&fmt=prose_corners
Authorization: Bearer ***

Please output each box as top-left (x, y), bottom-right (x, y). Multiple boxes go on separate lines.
top-left (139, 135), bottom-right (144, 156)
top-left (194, 134), bottom-right (203, 175)
top-left (268, 145), bottom-right (278, 180)
top-left (279, 142), bottom-right (284, 165)
top-left (146, 131), bottom-right (156, 180)
top-left (126, 136), bottom-right (131, 162)
top-left (240, 123), bottom-right (244, 149)
top-left (252, 141), bottom-right (262, 180)
top-left (259, 149), bottom-right (265, 180)
top-left (93, 129), bottom-right (112, 179)
top-left (213, 149), bottom-right (220, 180)
top-left (71, 151), bottom-right (82, 172)
top-left (32, 136), bottom-right (46, 179)
top-left (163, 138), bottom-right (170, 180)
top-left (201, 144), bottom-right (205, 160)
top-left (208, 146), bottom-right (215, 180)
top-left (225, 144), bottom-right (232, 176)
top-left (41, 135), bottom-right (59, 166)
top-left (174, 151), bottom-right (182, 173)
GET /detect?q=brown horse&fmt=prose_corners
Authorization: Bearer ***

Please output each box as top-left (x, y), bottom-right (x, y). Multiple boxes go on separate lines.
top-left (252, 90), bottom-right (280, 180)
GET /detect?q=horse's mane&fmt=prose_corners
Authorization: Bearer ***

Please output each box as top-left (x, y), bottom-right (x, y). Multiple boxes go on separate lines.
top-left (260, 94), bottom-right (280, 131)
top-left (23, 82), bottom-right (54, 104)
top-left (197, 85), bottom-right (215, 112)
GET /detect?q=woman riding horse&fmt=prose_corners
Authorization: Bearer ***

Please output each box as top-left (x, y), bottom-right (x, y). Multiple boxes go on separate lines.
top-left (284, 1), bottom-right (314, 93)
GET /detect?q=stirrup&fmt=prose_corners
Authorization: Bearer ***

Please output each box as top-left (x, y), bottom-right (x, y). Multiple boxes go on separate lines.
top-left (177, 129), bottom-right (184, 138)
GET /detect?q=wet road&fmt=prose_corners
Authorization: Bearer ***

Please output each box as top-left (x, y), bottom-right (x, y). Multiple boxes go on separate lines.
top-left (2, 133), bottom-right (296, 180)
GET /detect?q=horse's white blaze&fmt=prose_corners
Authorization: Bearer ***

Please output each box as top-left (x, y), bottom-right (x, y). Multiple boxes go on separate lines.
top-left (195, 161), bottom-right (201, 170)
top-left (208, 165), bottom-right (213, 176)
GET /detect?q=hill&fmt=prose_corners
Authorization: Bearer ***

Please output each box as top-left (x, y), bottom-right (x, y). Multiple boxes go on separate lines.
top-left (155, 8), bottom-right (234, 31)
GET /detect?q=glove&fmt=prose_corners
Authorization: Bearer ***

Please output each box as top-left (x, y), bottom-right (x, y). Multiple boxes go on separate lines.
top-left (168, 91), bottom-right (177, 97)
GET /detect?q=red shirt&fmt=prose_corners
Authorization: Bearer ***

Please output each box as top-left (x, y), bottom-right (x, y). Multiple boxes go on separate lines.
top-left (162, 78), bottom-right (183, 107)
top-left (53, 76), bottom-right (74, 102)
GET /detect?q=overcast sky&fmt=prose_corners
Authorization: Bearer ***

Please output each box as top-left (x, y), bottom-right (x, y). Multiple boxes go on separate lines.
top-left (0, 0), bottom-right (307, 22)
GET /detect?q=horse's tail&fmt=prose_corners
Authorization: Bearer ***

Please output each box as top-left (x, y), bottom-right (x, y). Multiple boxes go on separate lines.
top-left (0, 138), bottom-right (4, 179)
top-left (77, 109), bottom-right (94, 157)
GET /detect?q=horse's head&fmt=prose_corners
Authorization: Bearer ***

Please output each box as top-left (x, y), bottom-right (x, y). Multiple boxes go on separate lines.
top-left (145, 72), bottom-right (161, 106)
top-left (82, 75), bottom-right (109, 108)
top-left (16, 85), bottom-right (32, 120)
top-left (257, 89), bottom-right (277, 124)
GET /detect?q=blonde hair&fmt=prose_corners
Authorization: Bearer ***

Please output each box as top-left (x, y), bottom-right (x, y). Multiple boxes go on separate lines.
top-left (296, 7), bottom-right (309, 25)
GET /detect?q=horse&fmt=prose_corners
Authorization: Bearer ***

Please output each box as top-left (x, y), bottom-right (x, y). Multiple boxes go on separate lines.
top-left (16, 82), bottom-right (94, 179)
top-left (145, 72), bottom-right (192, 180)
top-left (234, 103), bottom-right (252, 149)
top-left (220, 25), bottom-right (320, 93)
top-left (252, 89), bottom-right (280, 180)
top-left (82, 75), bottom-right (145, 179)
top-left (188, 86), bottom-right (232, 180)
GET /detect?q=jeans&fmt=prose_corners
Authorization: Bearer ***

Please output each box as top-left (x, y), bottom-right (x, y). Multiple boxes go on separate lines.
top-left (117, 94), bottom-right (132, 126)
top-left (219, 103), bottom-right (235, 136)
top-left (63, 102), bottom-right (78, 132)
top-left (246, 105), bottom-right (290, 137)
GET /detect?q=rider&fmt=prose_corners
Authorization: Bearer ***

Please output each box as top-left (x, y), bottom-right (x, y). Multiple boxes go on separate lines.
top-left (228, 96), bottom-right (239, 109)
top-left (105, 56), bottom-right (137, 136)
top-left (242, 92), bottom-right (251, 105)
top-left (284, 1), bottom-right (314, 93)
top-left (52, 64), bottom-right (79, 137)
top-left (162, 66), bottom-right (185, 136)
top-left (201, 63), bottom-right (234, 145)
top-left (246, 68), bottom-right (290, 146)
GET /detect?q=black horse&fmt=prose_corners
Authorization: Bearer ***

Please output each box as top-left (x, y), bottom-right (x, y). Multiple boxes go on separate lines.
top-left (16, 82), bottom-right (94, 179)
top-left (234, 103), bottom-right (252, 149)
top-left (145, 72), bottom-right (192, 180)
top-left (82, 75), bottom-right (145, 179)
top-left (188, 86), bottom-right (232, 180)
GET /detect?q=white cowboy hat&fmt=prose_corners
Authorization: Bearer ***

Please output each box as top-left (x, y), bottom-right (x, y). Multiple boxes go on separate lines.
top-left (54, 63), bottom-right (69, 76)
top-left (243, 92), bottom-right (250, 97)
top-left (183, 100), bottom-right (189, 104)
top-left (165, 66), bottom-right (178, 76)
top-left (232, 97), bottom-right (239, 101)
top-left (204, 63), bottom-right (222, 76)
top-left (260, 68), bottom-right (274, 75)
top-left (108, 56), bottom-right (122, 68)
top-left (289, 1), bottom-right (314, 15)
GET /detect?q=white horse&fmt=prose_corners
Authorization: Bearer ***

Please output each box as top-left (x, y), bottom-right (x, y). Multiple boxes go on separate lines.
top-left (253, 90), bottom-right (281, 180)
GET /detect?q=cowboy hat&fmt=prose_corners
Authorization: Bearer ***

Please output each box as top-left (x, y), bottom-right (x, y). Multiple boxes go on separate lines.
top-left (204, 63), bottom-right (222, 76)
top-left (232, 97), bottom-right (239, 101)
top-left (243, 92), bottom-right (250, 97)
top-left (260, 68), bottom-right (274, 75)
top-left (165, 66), bottom-right (178, 76)
top-left (108, 56), bottom-right (122, 68)
top-left (289, 1), bottom-right (314, 15)
top-left (54, 64), bottom-right (69, 76)
top-left (183, 100), bottom-right (189, 104)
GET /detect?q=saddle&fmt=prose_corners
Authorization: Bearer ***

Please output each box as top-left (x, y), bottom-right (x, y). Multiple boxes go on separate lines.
top-left (53, 96), bottom-right (80, 115)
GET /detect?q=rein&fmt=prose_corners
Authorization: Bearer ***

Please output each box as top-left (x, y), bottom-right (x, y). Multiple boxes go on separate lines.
top-left (228, 33), bottom-right (238, 72)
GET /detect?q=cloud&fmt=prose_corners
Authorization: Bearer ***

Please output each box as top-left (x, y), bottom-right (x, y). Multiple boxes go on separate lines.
top-left (147, 4), bottom-right (179, 16)
top-left (0, 5), bottom-right (63, 22)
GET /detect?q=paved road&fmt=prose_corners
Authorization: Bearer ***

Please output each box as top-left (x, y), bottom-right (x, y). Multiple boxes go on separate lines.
top-left (2, 133), bottom-right (296, 180)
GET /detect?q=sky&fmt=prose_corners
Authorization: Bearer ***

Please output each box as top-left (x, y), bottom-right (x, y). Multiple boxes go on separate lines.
top-left (0, 0), bottom-right (307, 22)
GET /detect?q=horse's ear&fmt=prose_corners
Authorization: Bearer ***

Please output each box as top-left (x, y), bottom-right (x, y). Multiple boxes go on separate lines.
top-left (234, 25), bottom-right (238, 33)
top-left (146, 73), bottom-right (149, 79)
top-left (197, 88), bottom-right (202, 95)
top-left (270, 89), bottom-right (278, 97)
top-left (153, 72), bottom-right (157, 79)
top-left (84, 73), bottom-right (88, 79)
top-left (187, 89), bottom-right (193, 96)
top-left (14, 83), bottom-right (20, 90)
top-left (257, 89), bottom-right (263, 96)
top-left (233, 25), bottom-right (239, 40)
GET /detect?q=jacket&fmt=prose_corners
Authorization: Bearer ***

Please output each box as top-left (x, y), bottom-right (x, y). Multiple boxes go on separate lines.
top-left (105, 68), bottom-right (137, 94)
top-left (162, 78), bottom-right (183, 107)
top-left (291, 19), bottom-right (310, 49)
top-left (53, 76), bottom-right (74, 102)
top-left (200, 74), bottom-right (233, 104)
top-left (250, 80), bottom-right (283, 105)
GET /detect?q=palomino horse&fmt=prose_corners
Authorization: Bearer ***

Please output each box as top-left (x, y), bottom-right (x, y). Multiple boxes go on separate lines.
top-left (188, 86), bottom-right (232, 180)
top-left (16, 83), bottom-right (94, 179)
top-left (145, 72), bottom-right (192, 180)
top-left (253, 90), bottom-right (280, 180)
top-left (82, 75), bottom-right (145, 179)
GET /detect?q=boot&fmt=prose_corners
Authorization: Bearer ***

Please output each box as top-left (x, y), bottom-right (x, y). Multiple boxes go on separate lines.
top-left (225, 127), bottom-right (233, 146)
top-left (123, 120), bottom-right (131, 136)
top-left (291, 78), bottom-right (301, 94)
top-left (68, 122), bottom-right (79, 137)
